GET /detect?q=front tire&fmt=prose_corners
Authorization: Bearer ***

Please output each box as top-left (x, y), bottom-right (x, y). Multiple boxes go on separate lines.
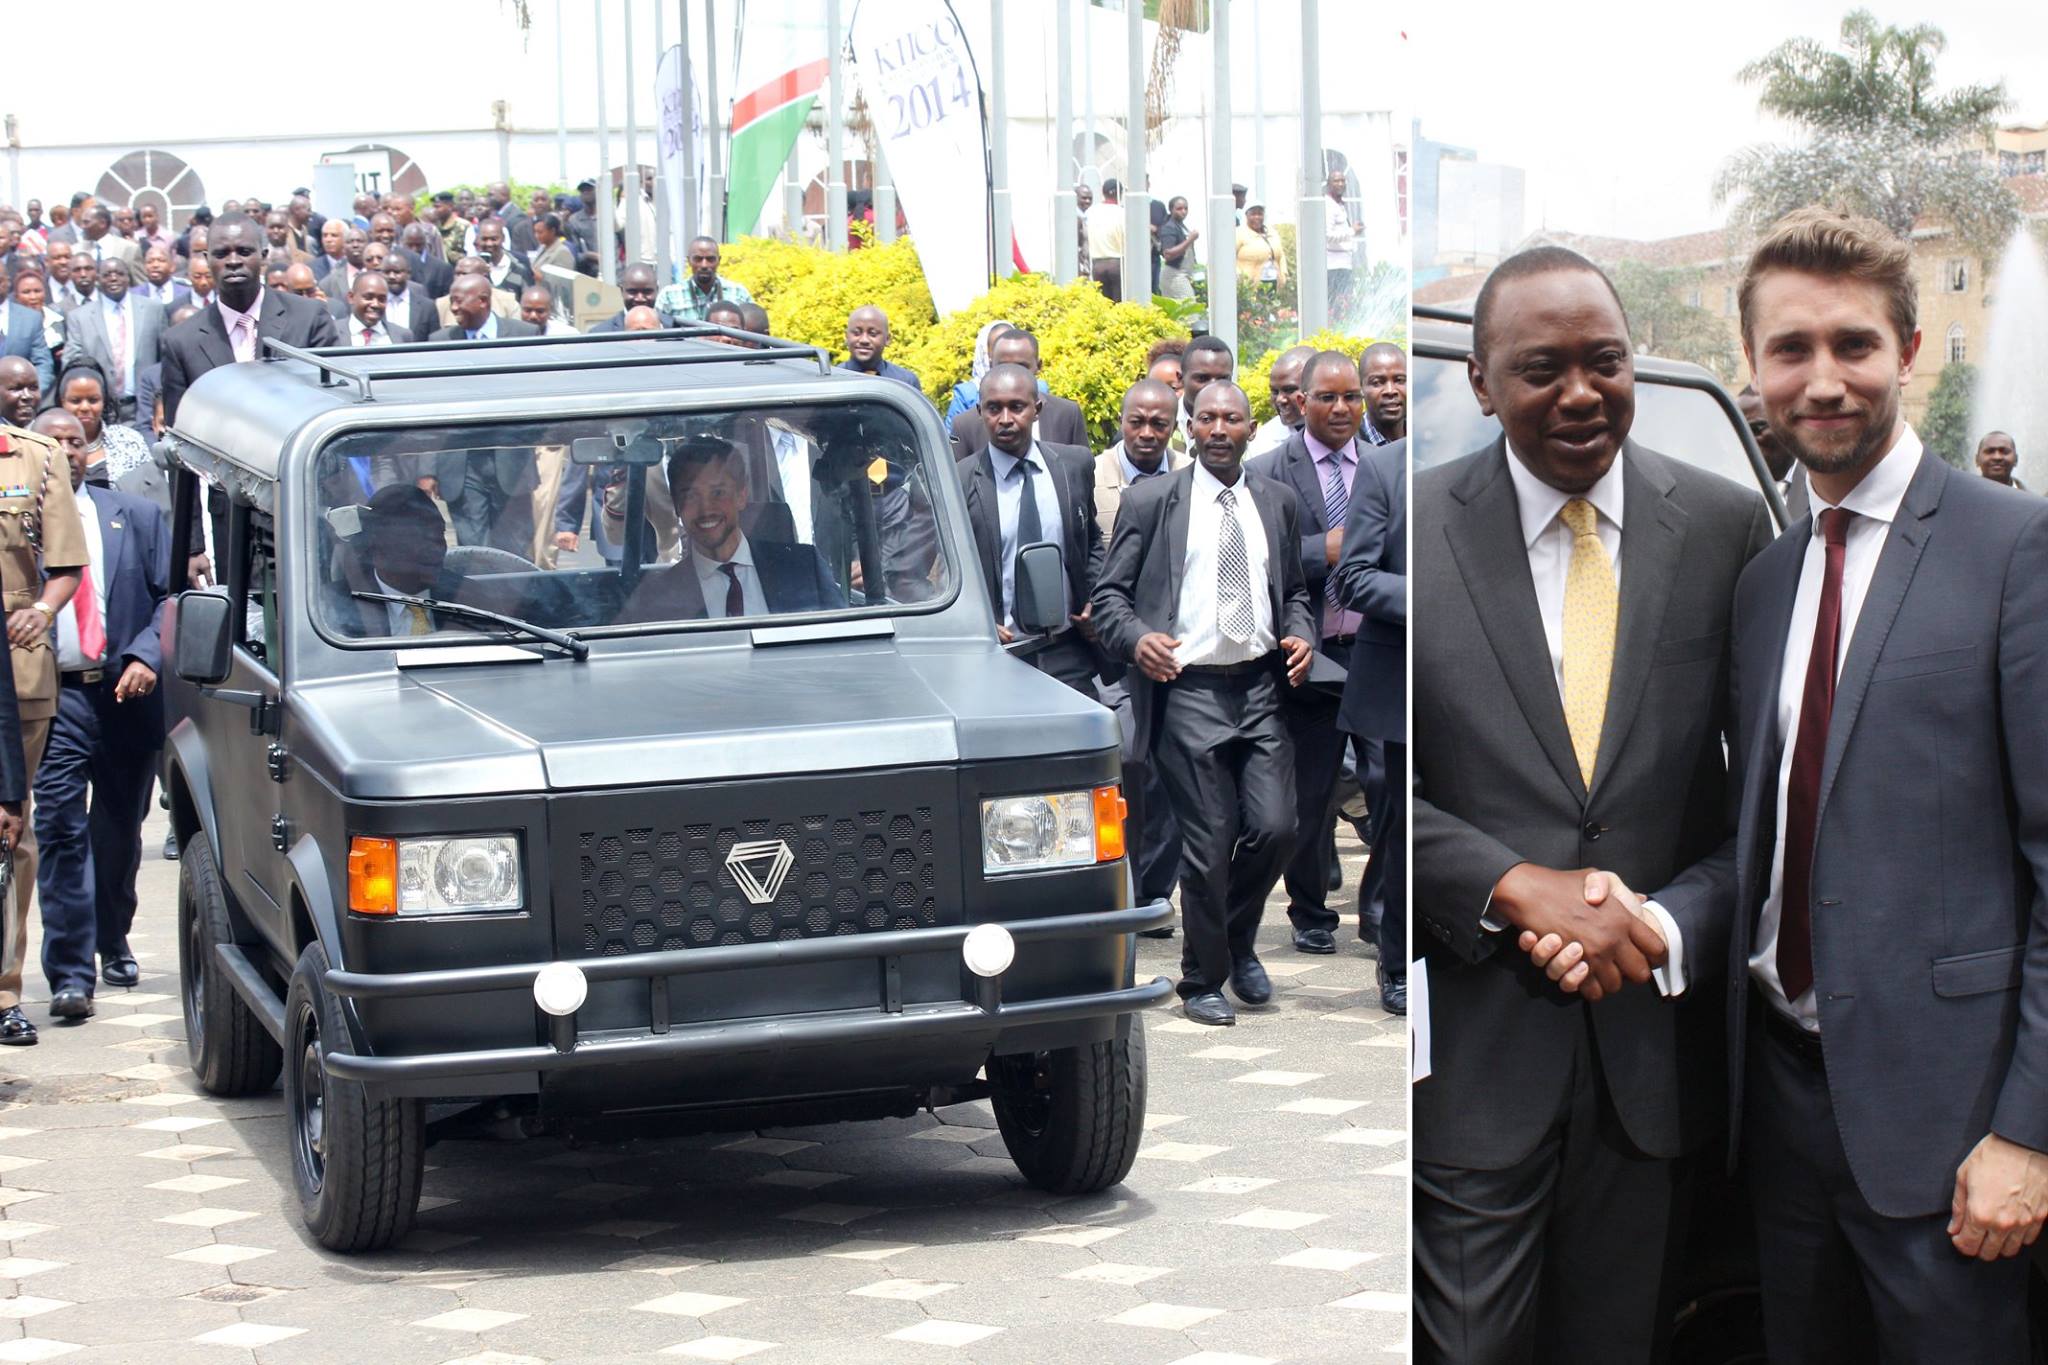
top-left (284, 941), bottom-right (424, 1252)
top-left (178, 835), bottom-right (282, 1096)
top-left (991, 1013), bottom-right (1148, 1195)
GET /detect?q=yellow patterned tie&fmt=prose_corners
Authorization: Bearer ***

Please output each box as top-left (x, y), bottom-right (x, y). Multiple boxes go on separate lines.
top-left (406, 604), bottom-right (432, 636)
top-left (1559, 498), bottom-right (1616, 788)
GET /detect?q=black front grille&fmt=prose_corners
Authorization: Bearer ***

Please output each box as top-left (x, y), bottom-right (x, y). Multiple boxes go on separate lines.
top-left (556, 773), bottom-right (958, 957)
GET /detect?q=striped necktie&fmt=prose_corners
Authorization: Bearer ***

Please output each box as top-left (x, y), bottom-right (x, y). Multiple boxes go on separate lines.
top-left (1321, 451), bottom-right (1348, 609)
top-left (1216, 487), bottom-right (1255, 643)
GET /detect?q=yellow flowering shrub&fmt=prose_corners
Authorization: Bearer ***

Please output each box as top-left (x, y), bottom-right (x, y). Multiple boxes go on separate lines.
top-left (897, 274), bottom-right (1189, 442)
top-left (718, 235), bottom-right (939, 375)
top-left (1239, 330), bottom-right (1385, 423)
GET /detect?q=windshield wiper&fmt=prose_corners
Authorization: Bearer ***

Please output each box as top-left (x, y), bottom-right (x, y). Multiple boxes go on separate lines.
top-left (351, 591), bottom-right (591, 661)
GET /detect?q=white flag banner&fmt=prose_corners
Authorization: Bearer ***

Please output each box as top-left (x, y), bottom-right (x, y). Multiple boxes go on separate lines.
top-left (656, 45), bottom-right (711, 246)
top-left (849, 0), bottom-right (991, 313)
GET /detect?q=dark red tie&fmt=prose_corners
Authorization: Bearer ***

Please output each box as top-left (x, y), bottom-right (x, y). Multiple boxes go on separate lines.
top-left (720, 562), bottom-right (744, 617)
top-left (1778, 507), bottom-right (1853, 1001)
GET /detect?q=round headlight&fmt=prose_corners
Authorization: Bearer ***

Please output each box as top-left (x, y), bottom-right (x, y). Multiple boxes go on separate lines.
top-left (435, 839), bottom-right (519, 907)
top-left (533, 961), bottom-right (588, 1017)
top-left (962, 923), bottom-right (1016, 979)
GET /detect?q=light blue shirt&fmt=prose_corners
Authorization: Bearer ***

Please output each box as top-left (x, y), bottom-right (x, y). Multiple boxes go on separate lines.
top-left (465, 313), bottom-right (499, 341)
top-left (990, 442), bottom-right (1063, 628)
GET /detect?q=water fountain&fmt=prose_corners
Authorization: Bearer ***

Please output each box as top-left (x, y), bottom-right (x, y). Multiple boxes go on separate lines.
top-left (1973, 228), bottom-right (2048, 492)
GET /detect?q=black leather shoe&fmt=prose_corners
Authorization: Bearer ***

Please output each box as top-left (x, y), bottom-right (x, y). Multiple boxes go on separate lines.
top-left (1292, 927), bottom-right (1337, 955)
top-left (1327, 861), bottom-right (1343, 892)
top-left (49, 989), bottom-right (93, 1020)
top-left (1138, 924), bottom-right (1176, 939)
top-left (1183, 991), bottom-right (1236, 1026)
top-left (0, 1006), bottom-right (37, 1045)
top-left (1230, 957), bottom-right (1273, 1006)
top-left (101, 949), bottom-right (140, 989)
top-left (1380, 968), bottom-right (1408, 1017)
top-left (162, 828), bottom-right (180, 861)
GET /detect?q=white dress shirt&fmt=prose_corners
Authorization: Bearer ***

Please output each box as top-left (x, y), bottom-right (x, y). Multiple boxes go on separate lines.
top-left (769, 426), bottom-right (814, 542)
top-left (1175, 461), bottom-right (1273, 666)
top-left (689, 535), bottom-right (767, 618)
top-left (384, 292), bottom-right (420, 341)
top-left (347, 316), bottom-right (393, 347)
top-left (990, 442), bottom-right (1065, 628)
top-left (1748, 425), bottom-right (1922, 1031)
top-left (54, 484), bottom-right (107, 672)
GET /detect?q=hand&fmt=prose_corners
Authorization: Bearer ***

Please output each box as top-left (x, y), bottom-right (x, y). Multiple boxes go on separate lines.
top-left (1950, 1133), bottom-right (2048, 1260)
top-left (1492, 863), bottom-right (1666, 998)
top-left (1134, 631), bottom-right (1182, 683)
top-left (1325, 526), bottom-right (1345, 566)
top-left (114, 661), bottom-right (156, 702)
top-left (1518, 873), bottom-right (1663, 1000)
top-left (416, 476), bottom-right (439, 498)
top-left (0, 802), bottom-right (18, 850)
top-left (996, 623), bottom-right (1016, 645)
top-left (187, 553), bottom-right (212, 588)
top-left (1070, 601), bottom-right (1097, 641)
top-left (553, 530), bottom-right (578, 553)
top-left (1281, 635), bottom-right (1312, 686)
top-left (6, 608), bottom-right (46, 647)
top-left (1187, 228), bottom-right (1200, 242)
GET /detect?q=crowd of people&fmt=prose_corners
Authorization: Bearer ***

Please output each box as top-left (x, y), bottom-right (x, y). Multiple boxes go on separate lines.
top-left (0, 178), bottom-right (1408, 1043)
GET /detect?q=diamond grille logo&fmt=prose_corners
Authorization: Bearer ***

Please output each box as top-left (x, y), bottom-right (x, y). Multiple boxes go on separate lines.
top-left (725, 839), bottom-right (795, 905)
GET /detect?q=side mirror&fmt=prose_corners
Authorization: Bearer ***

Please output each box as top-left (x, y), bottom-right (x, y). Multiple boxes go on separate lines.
top-left (172, 590), bottom-right (233, 686)
top-left (1013, 542), bottom-right (1068, 634)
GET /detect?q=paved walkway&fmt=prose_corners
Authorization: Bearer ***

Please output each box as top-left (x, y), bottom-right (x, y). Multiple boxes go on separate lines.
top-left (0, 814), bottom-right (1406, 1363)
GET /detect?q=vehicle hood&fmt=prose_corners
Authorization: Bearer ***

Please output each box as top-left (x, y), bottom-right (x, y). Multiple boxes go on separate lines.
top-left (291, 638), bottom-right (1118, 799)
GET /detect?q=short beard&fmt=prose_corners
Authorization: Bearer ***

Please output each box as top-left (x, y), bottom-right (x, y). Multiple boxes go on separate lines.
top-left (1788, 392), bottom-right (1899, 480)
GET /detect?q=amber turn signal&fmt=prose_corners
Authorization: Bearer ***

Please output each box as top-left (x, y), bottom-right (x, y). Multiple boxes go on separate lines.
top-left (1093, 784), bottom-right (1127, 863)
top-left (348, 836), bottom-right (399, 915)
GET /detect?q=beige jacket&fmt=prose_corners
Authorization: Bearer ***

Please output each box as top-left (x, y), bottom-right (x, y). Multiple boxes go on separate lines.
top-left (1093, 442), bottom-right (1191, 545)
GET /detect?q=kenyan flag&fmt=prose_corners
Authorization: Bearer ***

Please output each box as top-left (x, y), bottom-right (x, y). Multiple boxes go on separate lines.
top-left (726, 2), bottom-right (832, 240)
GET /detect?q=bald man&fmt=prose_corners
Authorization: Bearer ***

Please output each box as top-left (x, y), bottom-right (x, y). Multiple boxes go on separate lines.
top-left (622, 306), bottom-right (662, 333)
top-left (1252, 344), bottom-right (1316, 454)
top-left (1976, 431), bottom-right (2028, 491)
top-left (280, 263), bottom-right (323, 300)
top-left (0, 358), bottom-right (40, 428)
top-left (836, 306), bottom-right (921, 391)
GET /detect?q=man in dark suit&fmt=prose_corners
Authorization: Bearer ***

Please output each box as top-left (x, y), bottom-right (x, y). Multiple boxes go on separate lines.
top-left (1094, 380), bottom-right (1314, 1027)
top-left (0, 289), bottom-right (53, 391)
top-left (1177, 335), bottom-right (1235, 447)
top-left (619, 439), bottom-right (844, 624)
top-left (1333, 436), bottom-right (1405, 1014)
top-left (400, 223), bottom-right (455, 300)
top-left (160, 212), bottom-right (340, 581)
top-left (949, 330), bottom-right (1089, 458)
top-left (63, 259), bottom-right (167, 423)
top-left (476, 217), bottom-right (533, 296)
top-left (26, 409), bottom-right (168, 1014)
top-left (1247, 351), bottom-right (1371, 956)
top-left (133, 246), bottom-right (191, 311)
top-left (1411, 247), bottom-right (1772, 1364)
top-left (1705, 208), bottom-right (2048, 1359)
top-left (588, 265), bottom-right (660, 334)
top-left (428, 276), bottom-right (540, 344)
top-left (486, 182), bottom-right (536, 257)
top-left (957, 363), bottom-right (1102, 695)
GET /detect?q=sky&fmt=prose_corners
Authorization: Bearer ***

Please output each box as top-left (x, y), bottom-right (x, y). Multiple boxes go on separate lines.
top-left (1413, 1), bottom-right (2048, 242)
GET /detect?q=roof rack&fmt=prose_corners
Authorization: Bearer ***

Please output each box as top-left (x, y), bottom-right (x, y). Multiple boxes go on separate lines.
top-left (1414, 302), bottom-right (1475, 324)
top-left (261, 324), bottom-right (834, 401)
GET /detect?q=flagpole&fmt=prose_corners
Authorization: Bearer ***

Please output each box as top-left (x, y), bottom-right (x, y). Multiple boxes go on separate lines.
top-left (1296, 0), bottom-right (1326, 334)
top-left (655, 0), bottom-right (673, 283)
top-left (596, 0), bottom-right (616, 285)
top-left (677, 0), bottom-right (697, 244)
top-left (1121, 0), bottom-right (1147, 304)
top-left (991, 0), bottom-right (1012, 278)
top-left (826, 0), bottom-right (847, 253)
top-left (1207, 0), bottom-right (1235, 352)
top-left (1053, 0), bottom-right (1076, 283)
top-left (555, 0), bottom-right (569, 184)
top-left (623, 0), bottom-right (644, 267)
top-left (707, 0), bottom-right (725, 241)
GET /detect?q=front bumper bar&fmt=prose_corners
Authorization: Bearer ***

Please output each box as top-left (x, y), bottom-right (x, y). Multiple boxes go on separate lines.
top-left (320, 901), bottom-right (1174, 1084)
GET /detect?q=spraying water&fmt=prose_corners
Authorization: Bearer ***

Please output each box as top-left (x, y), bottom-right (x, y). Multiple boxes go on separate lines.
top-left (1973, 230), bottom-right (2048, 491)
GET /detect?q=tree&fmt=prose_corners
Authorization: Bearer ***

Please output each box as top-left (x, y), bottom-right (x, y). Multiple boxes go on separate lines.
top-left (1715, 10), bottom-right (2020, 261)
top-left (1609, 261), bottom-right (1739, 381)
top-left (1919, 361), bottom-right (1977, 469)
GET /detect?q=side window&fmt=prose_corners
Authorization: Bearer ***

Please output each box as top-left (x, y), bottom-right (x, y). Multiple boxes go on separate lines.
top-left (233, 506), bottom-right (282, 670)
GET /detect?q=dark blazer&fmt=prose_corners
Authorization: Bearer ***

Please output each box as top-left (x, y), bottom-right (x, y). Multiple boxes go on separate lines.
top-left (326, 282), bottom-right (434, 333)
top-left (1091, 464), bottom-right (1316, 756)
top-left (499, 206), bottom-right (537, 257)
top-left (160, 289), bottom-right (341, 425)
top-left (956, 442), bottom-right (1101, 624)
top-left (1, 299), bottom-right (54, 391)
top-left (1721, 452), bottom-right (2048, 1218)
top-left (588, 311), bottom-right (626, 334)
top-left (81, 483), bottom-right (171, 746)
top-left (950, 393), bottom-right (1088, 460)
top-left (1333, 437), bottom-right (1405, 742)
top-left (402, 248), bottom-right (455, 299)
top-left (429, 317), bottom-right (540, 343)
top-left (1411, 438), bottom-right (1773, 1170)
top-left (1246, 428), bottom-right (1357, 639)
top-left (486, 254), bottom-right (534, 295)
top-left (616, 539), bottom-right (845, 623)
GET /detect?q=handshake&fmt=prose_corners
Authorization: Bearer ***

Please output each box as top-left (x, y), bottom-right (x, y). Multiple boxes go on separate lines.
top-left (1491, 863), bottom-right (1669, 1001)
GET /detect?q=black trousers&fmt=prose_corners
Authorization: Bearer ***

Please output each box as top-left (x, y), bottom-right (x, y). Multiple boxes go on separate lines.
top-left (450, 459), bottom-right (536, 557)
top-left (33, 675), bottom-right (157, 995)
top-left (1365, 739), bottom-right (1406, 975)
top-left (1744, 1019), bottom-right (2028, 1364)
top-left (1101, 679), bottom-right (1183, 903)
top-left (1281, 637), bottom-right (1350, 933)
top-left (1150, 664), bottom-right (1295, 997)
top-left (1414, 1014), bottom-right (1677, 1365)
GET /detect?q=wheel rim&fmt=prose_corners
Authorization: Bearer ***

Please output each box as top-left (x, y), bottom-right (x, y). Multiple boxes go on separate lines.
top-left (181, 897), bottom-right (206, 1056)
top-left (995, 1052), bottom-right (1054, 1138)
top-left (291, 1004), bottom-right (326, 1193)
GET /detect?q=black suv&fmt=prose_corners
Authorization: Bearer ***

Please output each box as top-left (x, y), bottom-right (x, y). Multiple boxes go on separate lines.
top-left (159, 328), bottom-right (1169, 1252)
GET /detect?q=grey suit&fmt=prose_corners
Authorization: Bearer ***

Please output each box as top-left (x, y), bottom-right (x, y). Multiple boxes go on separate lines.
top-left (1723, 451), bottom-right (2048, 1360)
top-left (62, 296), bottom-right (168, 419)
top-left (1411, 438), bottom-right (1771, 1364)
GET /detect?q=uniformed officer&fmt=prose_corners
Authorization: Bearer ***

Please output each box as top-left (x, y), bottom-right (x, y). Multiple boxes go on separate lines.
top-left (0, 422), bottom-right (88, 1046)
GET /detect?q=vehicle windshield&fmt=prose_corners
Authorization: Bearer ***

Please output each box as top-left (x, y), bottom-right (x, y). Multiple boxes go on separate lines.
top-left (1413, 349), bottom-right (1761, 491)
top-left (311, 400), bottom-right (953, 643)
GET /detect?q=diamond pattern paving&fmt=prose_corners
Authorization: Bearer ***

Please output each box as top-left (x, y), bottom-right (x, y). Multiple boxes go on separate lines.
top-left (0, 811), bottom-right (1403, 1360)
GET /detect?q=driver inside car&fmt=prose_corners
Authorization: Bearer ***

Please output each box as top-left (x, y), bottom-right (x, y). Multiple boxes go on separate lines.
top-left (329, 484), bottom-right (475, 637)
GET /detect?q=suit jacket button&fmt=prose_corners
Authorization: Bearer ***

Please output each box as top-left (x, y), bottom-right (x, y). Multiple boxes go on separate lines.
top-left (1583, 821), bottom-right (1602, 841)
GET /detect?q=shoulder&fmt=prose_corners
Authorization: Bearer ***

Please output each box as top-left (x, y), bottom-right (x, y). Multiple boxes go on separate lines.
top-left (100, 486), bottom-right (165, 527)
top-left (1416, 444), bottom-right (1499, 511)
top-left (1119, 467), bottom-right (1183, 517)
top-left (0, 427), bottom-right (60, 464)
top-left (1631, 443), bottom-right (1766, 528)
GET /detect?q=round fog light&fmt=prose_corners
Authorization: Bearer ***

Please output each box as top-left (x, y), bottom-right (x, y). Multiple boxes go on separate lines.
top-left (532, 961), bottom-right (588, 1017)
top-left (962, 923), bottom-right (1016, 979)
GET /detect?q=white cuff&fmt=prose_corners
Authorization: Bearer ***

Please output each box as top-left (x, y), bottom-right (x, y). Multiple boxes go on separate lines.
top-left (1643, 899), bottom-right (1686, 997)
